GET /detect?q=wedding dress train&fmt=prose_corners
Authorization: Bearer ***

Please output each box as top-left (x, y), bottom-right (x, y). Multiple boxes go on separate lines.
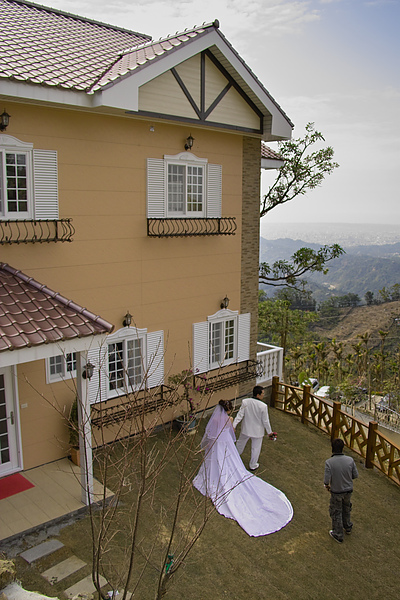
top-left (193, 404), bottom-right (293, 537)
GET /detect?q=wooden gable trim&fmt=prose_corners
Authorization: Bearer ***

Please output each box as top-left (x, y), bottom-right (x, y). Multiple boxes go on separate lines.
top-left (139, 50), bottom-right (263, 132)
top-left (171, 67), bottom-right (202, 119)
top-left (134, 109), bottom-right (263, 134)
top-left (204, 50), bottom-right (264, 121)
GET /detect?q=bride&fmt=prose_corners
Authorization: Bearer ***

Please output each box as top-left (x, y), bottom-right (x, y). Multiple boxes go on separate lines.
top-left (193, 400), bottom-right (293, 537)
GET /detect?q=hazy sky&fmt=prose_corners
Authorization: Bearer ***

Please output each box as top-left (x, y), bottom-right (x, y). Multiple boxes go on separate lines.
top-left (39, 0), bottom-right (399, 225)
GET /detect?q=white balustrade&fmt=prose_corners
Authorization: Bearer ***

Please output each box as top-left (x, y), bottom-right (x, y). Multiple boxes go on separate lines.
top-left (256, 342), bottom-right (283, 385)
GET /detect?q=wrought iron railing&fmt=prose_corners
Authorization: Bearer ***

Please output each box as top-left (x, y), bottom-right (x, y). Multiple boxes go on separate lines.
top-left (91, 385), bottom-right (174, 428)
top-left (92, 361), bottom-right (261, 427)
top-left (0, 219), bottom-right (75, 244)
top-left (147, 217), bottom-right (237, 237)
top-left (271, 378), bottom-right (400, 487)
top-left (194, 360), bottom-right (262, 393)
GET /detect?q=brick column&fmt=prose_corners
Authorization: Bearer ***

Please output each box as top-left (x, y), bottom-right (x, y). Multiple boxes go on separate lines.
top-left (239, 136), bottom-right (261, 398)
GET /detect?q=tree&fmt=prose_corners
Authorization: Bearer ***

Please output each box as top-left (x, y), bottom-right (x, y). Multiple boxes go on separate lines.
top-left (259, 123), bottom-right (342, 292)
top-left (31, 348), bottom-right (222, 600)
top-left (365, 291), bottom-right (374, 306)
top-left (258, 294), bottom-right (318, 380)
top-left (259, 244), bottom-right (344, 291)
top-left (260, 122), bottom-right (339, 218)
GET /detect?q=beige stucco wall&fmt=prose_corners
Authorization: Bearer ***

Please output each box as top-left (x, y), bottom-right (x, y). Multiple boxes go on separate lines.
top-left (1, 101), bottom-right (262, 468)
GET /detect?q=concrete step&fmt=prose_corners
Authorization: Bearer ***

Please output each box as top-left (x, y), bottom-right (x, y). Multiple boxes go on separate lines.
top-left (19, 540), bottom-right (64, 564)
top-left (41, 556), bottom-right (87, 585)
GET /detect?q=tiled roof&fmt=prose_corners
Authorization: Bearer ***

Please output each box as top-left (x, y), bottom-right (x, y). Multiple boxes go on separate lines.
top-left (261, 143), bottom-right (282, 161)
top-left (0, 0), bottom-right (150, 91)
top-left (0, 0), bottom-right (293, 132)
top-left (0, 263), bottom-right (114, 353)
top-left (91, 22), bottom-right (215, 92)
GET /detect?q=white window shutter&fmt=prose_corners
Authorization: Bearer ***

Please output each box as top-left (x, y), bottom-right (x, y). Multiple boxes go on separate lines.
top-left (193, 321), bottom-right (209, 374)
top-left (87, 345), bottom-right (108, 404)
top-left (33, 149), bottom-right (59, 219)
top-left (146, 330), bottom-right (164, 388)
top-left (237, 313), bottom-right (251, 363)
top-left (206, 163), bottom-right (222, 218)
top-left (147, 158), bottom-right (166, 218)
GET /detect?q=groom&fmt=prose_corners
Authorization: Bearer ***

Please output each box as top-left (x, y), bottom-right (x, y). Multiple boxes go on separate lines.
top-left (233, 385), bottom-right (275, 471)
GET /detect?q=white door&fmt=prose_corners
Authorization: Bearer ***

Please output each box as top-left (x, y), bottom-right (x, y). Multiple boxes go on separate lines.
top-left (0, 369), bottom-right (20, 476)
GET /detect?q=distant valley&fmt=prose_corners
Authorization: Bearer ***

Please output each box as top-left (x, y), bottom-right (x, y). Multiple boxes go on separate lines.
top-left (259, 228), bottom-right (400, 302)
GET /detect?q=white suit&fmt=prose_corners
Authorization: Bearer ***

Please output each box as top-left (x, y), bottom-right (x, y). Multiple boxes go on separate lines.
top-left (233, 397), bottom-right (272, 470)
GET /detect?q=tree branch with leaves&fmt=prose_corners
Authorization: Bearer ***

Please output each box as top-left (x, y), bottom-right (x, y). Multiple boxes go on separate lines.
top-left (259, 244), bottom-right (344, 290)
top-left (260, 122), bottom-right (339, 218)
top-left (259, 123), bottom-right (342, 291)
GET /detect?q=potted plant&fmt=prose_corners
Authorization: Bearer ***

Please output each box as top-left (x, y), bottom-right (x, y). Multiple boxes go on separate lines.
top-left (168, 369), bottom-right (198, 434)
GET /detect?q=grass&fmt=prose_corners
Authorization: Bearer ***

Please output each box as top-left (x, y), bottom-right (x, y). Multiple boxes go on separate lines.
top-left (9, 407), bottom-right (400, 599)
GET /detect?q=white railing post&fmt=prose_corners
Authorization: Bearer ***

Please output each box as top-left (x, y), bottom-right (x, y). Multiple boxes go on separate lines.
top-left (256, 342), bottom-right (284, 386)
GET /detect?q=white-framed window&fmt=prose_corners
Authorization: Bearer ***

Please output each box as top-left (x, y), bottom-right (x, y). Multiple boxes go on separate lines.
top-left (86, 328), bottom-right (164, 404)
top-left (46, 352), bottom-right (77, 383)
top-left (193, 309), bottom-right (251, 374)
top-left (0, 134), bottom-right (58, 220)
top-left (209, 316), bottom-right (236, 368)
top-left (147, 152), bottom-right (222, 219)
top-left (108, 336), bottom-right (143, 393)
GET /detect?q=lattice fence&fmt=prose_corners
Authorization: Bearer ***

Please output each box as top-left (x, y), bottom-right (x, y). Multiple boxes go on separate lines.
top-left (271, 377), bottom-right (400, 487)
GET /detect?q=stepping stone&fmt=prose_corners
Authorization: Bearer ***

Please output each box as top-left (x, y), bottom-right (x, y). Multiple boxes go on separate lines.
top-left (20, 540), bottom-right (64, 564)
top-left (42, 556), bottom-right (87, 584)
top-left (64, 574), bottom-right (107, 598)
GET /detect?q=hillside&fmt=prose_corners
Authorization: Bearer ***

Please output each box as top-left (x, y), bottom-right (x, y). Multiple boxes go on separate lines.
top-left (260, 237), bottom-right (400, 301)
top-left (312, 300), bottom-right (400, 355)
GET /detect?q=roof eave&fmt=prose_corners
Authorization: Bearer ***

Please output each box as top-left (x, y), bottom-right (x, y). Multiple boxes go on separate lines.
top-left (261, 157), bottom-right (285, 170)
top-left (93, 28), bottom-right (293, 141)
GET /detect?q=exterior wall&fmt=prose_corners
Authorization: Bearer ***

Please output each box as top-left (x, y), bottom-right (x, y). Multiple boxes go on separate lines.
top-left (16, 361), bottom-right (71, 469)
top-left (1, 100), bottom-right (248, 468)
top-left (239, 136), bottom-right (261, 398)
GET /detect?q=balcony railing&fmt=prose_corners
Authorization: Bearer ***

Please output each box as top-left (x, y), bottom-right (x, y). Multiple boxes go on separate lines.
top-left (91, 385), bottom-right (174, 427)
top-left (256, 342), bottom-right (283, 385)
top-left (0, 219), bottom-right (75, 244)
top-left (194, 360), bottom-right (263, 393)
top-left (147, 217), bottom-right (237, 237)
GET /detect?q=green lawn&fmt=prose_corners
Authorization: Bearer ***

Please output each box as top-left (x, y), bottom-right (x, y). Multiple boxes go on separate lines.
top-left (11, 408), bottom-right (400, 599)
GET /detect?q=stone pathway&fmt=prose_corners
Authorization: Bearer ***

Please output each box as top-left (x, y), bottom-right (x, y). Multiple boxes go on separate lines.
top-left (18, 538), bottom-right (108, 599)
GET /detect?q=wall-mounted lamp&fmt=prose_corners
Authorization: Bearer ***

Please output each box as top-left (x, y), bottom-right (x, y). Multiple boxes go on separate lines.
top-left (220, 295), bottom-right (230, 309)
top-left (123, 311), bottom-right (132, 327)
top-left (184, 134), bottom-right (194, 151)
top-left (82, 361), bottom-right (95, 380)
top-left (0, 110), bottom-right (10, 132)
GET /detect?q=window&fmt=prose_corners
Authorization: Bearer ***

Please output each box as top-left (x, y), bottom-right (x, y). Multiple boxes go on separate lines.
top-left (0, 135), bottom-right (58, 219)
top-left (108, 337), bottom-right (143, 392)
top-left (85, 328), bottom-right (164, 404)
top-left (209, 318), bottom-right (235, 367)
top-left (147, 152), bottom-right (222, 219)
top-left (193, 309), bottom-right (251, 374)
top-left (167, 162), bottom-right (204, 216)
top-left (47, 353), bottom-right (77, 383)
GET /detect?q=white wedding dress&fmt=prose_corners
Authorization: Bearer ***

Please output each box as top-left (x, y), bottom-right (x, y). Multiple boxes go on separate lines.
top-left (193, 405), bottom-right (293, 537)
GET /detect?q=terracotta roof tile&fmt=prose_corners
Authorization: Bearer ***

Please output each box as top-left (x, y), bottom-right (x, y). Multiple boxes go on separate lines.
top-left (88, 23), bottom-right (215, 92)
top-left (0, 0), bottom-right (151, 92)
top-left (261, 142), bottom-right (282, 161)
top-left (0, 263), bottom-right (114, 353)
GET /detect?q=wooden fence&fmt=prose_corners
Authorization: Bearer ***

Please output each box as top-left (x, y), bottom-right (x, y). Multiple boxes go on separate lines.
top-left (271, 377), bottom-right (400, 488)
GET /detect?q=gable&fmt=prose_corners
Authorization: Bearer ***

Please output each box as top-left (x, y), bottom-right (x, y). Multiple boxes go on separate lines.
top-left (138, 51), bottom-right (262, 134)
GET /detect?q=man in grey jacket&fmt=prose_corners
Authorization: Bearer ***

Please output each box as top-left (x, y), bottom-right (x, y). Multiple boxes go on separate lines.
top-left (324, 438), bottom-right (359, 543)
top-left (233, 385), bottom-right (275, 471)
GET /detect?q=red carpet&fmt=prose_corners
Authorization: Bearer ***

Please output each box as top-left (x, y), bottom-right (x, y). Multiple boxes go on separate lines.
top-left (0, 473), bottom-right (35, 500)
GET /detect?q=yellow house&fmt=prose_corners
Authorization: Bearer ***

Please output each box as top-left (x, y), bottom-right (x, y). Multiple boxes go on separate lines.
top-left (0, 0), bottom-right (292, 489)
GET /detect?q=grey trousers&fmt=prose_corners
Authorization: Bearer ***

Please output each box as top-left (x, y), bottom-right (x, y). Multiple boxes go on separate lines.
top-left (329, 491), bottom-right (353, 540)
